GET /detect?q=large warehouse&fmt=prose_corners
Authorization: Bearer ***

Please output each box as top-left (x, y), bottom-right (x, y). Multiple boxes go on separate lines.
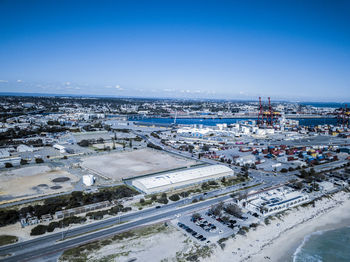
top-left (131, 165), bottom-right (234, 194)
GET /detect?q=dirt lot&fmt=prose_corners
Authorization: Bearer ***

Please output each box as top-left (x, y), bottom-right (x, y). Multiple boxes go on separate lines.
top-left (0, 165), bottom-right (79, 203)
top-left (81, 148), bottom-right (198, 181)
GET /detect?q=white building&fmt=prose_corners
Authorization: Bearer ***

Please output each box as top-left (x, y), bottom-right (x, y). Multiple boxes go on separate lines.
top-left (235, 155), bottom-right (256, 166)
top-left (17, 144), bottom-right (34, 153)
top-left (246, 187), bottom-right (309, 216)
top-left (0, 149), bottom-right (10, 158)
top-left (53, 144), bottom-right (66, 153)
top-left (132, 165), bottom-right (234, 194)
top-left (0, 156), bottom-right (21, 168)
top-left (83, 175), bottom-right (95, 186)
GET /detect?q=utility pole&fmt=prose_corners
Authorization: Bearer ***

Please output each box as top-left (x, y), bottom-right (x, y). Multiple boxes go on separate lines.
top-left (174, 110), bottom-right (177, 126)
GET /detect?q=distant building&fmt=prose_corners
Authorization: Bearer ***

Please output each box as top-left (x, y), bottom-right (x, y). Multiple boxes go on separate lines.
top-left (0, 148), bottom-right (10, 158)
top-left (53, 144), bottom-right (66, 153)
top-left (0, 156), bottom-right (21, 168)
top-left (235, 155), bottom-right (256, 165)
top-left (17, 144), bottom-right (34, 153)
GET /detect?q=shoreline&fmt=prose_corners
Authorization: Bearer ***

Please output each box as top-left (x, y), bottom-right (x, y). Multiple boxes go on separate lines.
top-left (280, 198), bottom-right (350, 262)
top-left (206, 191), bottom-right (350, 262)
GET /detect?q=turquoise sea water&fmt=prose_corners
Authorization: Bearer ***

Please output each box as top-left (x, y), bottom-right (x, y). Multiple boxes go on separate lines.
top-left (292, 227), bottom-right (350, 262)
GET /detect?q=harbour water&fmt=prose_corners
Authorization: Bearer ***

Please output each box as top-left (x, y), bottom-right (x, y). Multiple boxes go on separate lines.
top-left (135, 117), bottom-right (338, 127)
top-left (292, 227), bottom-right (350, 262)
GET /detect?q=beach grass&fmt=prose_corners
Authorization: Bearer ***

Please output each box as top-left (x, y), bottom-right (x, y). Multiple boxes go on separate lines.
top-left (0, 235), bottom-right (18, 246)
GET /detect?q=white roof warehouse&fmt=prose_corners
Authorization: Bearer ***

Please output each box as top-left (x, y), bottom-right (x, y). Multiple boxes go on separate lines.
top-left (132, 165), bottom-right (234, 194)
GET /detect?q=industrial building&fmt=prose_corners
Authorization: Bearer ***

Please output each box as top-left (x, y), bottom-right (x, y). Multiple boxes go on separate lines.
top-left (132, 165), bottom-right (234, 194)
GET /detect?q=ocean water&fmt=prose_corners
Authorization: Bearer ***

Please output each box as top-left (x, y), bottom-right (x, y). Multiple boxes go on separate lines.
top-left (135, 117), bottom-right (338, 127)
top-left (300, 102), bottom-right (350, 108)
top-left (292, 227), bottom-right (350, 262)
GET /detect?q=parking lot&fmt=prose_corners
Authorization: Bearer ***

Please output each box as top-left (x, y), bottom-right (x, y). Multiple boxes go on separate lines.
top-left (174, 211), bottom-right (236, 244)
top-left (173, 201), bottom-right (261, 244)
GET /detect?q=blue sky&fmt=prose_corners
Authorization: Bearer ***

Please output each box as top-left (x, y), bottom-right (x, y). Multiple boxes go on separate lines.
top-left (0, 0), bottom-right (349, 101)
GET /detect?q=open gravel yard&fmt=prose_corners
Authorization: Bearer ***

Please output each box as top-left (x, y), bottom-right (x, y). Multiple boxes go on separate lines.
top-left (81, 148), bottom-right (198, 181)
top-left (0, 165), bottom-right (79, 203)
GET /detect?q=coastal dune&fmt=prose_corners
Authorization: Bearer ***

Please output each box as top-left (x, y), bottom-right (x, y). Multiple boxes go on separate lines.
top-left (206, 191), bottom-right (350, 262)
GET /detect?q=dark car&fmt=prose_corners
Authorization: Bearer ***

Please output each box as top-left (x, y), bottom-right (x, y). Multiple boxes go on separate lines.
top-left (201, 237), bottom-right (207, 241)
top-left (155, 206), bottom-right (161, 209)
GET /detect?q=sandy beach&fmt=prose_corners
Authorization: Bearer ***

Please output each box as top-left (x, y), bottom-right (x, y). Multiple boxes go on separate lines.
top-left (206, 191), bottom-right (350, 262)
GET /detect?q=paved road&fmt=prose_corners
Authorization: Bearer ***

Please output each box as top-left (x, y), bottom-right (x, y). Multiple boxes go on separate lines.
top-left (0, 179), bottom-right (288, 262)
top-left (0, 191), bottom-right (240, 261)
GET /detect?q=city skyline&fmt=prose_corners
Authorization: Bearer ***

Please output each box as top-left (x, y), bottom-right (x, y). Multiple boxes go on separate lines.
top-left (0, 0), bottom-right (349, 101)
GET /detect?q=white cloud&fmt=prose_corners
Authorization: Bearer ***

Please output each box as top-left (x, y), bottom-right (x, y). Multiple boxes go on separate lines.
top-left (17, 79), bottom-right (23, 83)
top-left (0, 80), bottom-right (8, 83)
top-left (163, 88), bottom-right (175, 92)
top-left (64, 81), bottom-right (71, 86)
top-left (115, 85), bottom-right (124, 91)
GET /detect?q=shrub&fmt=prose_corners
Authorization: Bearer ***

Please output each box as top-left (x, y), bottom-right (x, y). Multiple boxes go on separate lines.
top-left (47, 221), bottom-right (60, 232)
top-left (4, 163), bottom-right (13, 168)
top-left (20, 159), bottom-right (28, 165)
top-left (78, 140), bottom-right (90, 147)
top-left (30, 225), bottom-right (48, 236)
top-left (150, 195), bottom-right (157, 201)
top-left (35, 158), bottom-right (44, 164)
top-left (157, 197), bottom-right (168, 204)
top-left (169, 194), bottom-right (180, 201)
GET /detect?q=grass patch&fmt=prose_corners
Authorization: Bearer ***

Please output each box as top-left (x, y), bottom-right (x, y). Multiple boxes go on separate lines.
top-left (0, 235), bottom-right (18, 246)
top-left (60, 223), bottom-right (170, 262)
top-left (177, 243), bottom-right (214, 262)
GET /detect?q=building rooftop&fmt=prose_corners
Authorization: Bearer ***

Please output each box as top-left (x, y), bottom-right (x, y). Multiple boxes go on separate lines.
top-left (133, 165), bottom-right (233, 190)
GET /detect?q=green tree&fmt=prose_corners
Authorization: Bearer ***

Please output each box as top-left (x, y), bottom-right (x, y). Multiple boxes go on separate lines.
top-left (30, 225), bottom-right (48, 236)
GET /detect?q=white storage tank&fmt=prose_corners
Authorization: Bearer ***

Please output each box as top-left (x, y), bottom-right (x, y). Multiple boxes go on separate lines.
top-left (83, 175), bottom-right (95, 186)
